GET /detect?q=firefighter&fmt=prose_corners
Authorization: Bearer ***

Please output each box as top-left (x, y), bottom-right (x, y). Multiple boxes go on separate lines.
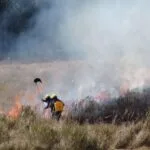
top-left (42, 94), bottom-right (65, 121)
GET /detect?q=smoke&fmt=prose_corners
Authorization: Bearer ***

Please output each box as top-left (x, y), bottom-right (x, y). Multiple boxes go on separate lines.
top-left (1, 0), bottom-right (150, 99)
top-left (1, 0), bottom-right (149, 61)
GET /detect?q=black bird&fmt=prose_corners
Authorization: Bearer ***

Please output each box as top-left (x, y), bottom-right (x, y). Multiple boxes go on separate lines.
top-left (34, 78), bottom-right (42, 84)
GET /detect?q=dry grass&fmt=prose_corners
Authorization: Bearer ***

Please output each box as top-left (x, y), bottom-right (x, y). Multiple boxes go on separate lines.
top-left (0, 106), bottom-right (148, 150)
top-left (70, 91), bottom-right (150, 124)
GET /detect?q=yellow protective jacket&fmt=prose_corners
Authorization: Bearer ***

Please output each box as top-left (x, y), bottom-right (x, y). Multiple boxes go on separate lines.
top-left (54, 100), bottom-right (64, 112)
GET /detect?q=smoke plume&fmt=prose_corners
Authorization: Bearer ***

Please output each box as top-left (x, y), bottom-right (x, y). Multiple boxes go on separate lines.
top-left (1, 0), bottom-right (150, 99)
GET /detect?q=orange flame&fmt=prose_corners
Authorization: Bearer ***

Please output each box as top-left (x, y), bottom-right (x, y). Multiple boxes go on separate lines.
top-left (7, 95), bottom-right (22, 119)
top-left (0, 81), bottom-right (46, 119)
top-left (3, 82), bottom-right (51, 119)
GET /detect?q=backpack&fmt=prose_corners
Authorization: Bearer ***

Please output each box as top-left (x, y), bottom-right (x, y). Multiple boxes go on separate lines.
top-left (54, 100), bottom-right (64, 112)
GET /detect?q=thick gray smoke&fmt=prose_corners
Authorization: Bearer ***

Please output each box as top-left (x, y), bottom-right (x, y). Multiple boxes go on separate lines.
top-left (1, 0), bottom-right (150, 62)
top-left (1, 0), bottom-right (150, 99)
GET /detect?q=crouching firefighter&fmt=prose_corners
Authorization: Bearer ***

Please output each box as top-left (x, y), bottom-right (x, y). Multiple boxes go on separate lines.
top-left (42, 94), bottom-right (65, 121)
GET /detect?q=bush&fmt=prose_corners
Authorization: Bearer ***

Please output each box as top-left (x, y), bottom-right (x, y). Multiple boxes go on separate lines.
top-left (70, 91), bottom-right (150, 124)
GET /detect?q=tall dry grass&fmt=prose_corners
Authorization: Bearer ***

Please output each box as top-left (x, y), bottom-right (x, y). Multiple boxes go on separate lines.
top-left (0, 105), bottom-right (149, 150)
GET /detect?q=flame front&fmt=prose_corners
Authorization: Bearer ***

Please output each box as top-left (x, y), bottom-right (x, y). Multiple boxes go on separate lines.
top-left (7, 95), bottom-right (22, 119)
